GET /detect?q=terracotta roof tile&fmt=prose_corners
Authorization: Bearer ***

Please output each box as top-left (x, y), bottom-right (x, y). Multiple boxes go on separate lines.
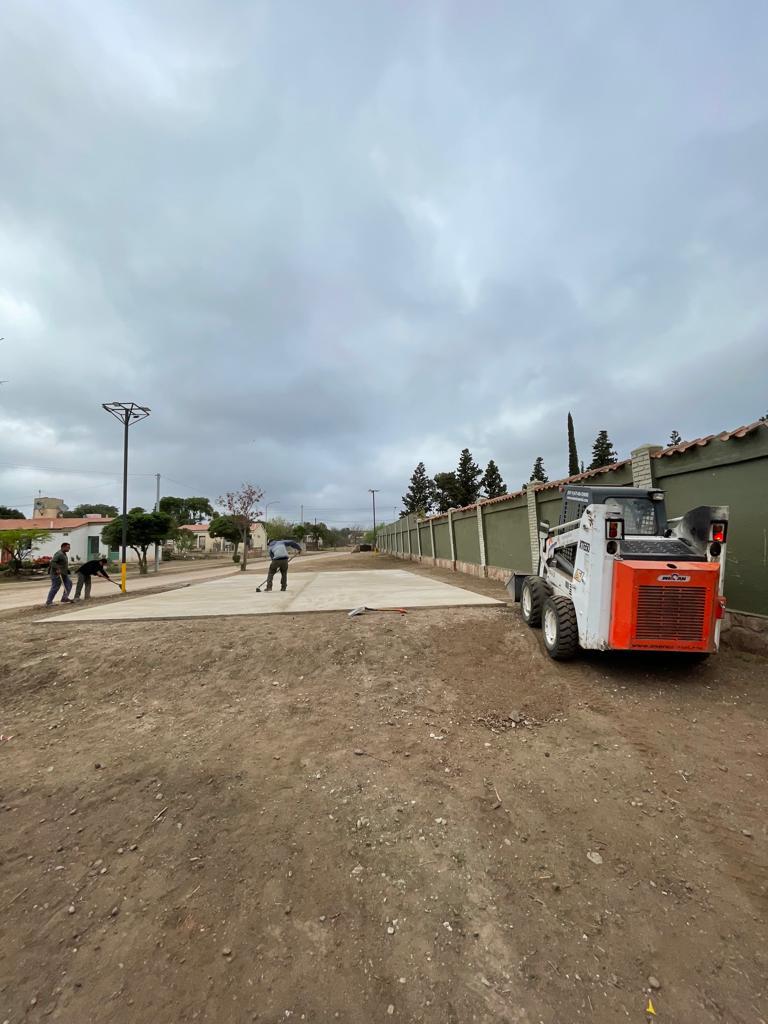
top-left (652, 419), bottom-right (766, 457)
top-left (0, 517), bottom-right (112, 531)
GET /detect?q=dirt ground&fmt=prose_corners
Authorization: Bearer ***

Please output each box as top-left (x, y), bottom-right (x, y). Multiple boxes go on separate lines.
top-left (1, 553), bottom-right (766, 1024)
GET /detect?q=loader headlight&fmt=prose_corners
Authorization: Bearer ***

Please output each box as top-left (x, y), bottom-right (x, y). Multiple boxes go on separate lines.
top-left (605, 518), bottom-right (624, 540)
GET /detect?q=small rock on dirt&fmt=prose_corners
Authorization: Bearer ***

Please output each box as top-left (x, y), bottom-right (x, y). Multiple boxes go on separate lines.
top-left (741, 829), bottom-right (753, 838)
top-left (648, 976), bottom-right (661, 990)
top-left (222, 947), bottom-right (233, 957)
top-left (586, 851), bottom-right (603, 865)
top-left (353, 749), bottom-right (365, 756)
top-left (386, 1006), bottom-right (394, 1016)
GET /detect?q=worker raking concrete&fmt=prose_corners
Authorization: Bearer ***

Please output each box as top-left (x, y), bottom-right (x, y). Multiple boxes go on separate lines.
top-left (260, 538), bottom-right (302, 592)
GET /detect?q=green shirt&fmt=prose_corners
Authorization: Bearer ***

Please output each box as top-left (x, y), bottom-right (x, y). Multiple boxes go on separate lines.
top-left (50, 550), bottom-right (70, 576)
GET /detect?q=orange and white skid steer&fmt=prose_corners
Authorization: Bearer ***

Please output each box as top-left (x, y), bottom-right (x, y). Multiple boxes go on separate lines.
top-left (510, 486), bottom-right (728, 660)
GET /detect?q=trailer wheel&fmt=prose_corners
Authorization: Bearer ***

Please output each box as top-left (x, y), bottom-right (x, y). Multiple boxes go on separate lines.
top-left (521, 577), bottom-right (548, 628)
top-left (542, 596), bottom-right (579, 660)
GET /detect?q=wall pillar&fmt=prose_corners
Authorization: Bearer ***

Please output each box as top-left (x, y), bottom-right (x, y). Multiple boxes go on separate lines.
top-left (631, 444), bottom-right (662, 488)
top-left (526, 486), bottom-right (539, 573)
top-left (476, 503), bottom-right (487, 575)
top-left (447, 509), bottom-right (456, 564)
top-left (429, 519), bottom-right (435, 560)
top-left (416, 518), bottom-right (422, 557)
top-left (406, 516), bottom-right (412, 556)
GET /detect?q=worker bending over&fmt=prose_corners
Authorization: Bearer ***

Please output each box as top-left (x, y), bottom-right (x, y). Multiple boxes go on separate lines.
top-left (74, 556), bottom-right (112, 601)
top-left (266, 539), bottom-right (302, 591)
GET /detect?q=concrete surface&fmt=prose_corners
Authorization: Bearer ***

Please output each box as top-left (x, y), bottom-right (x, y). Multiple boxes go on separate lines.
top-left (38, 570), bottom-right (502, 623)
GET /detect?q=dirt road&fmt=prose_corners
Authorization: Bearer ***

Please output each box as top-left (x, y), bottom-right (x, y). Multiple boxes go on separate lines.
top-left (1, 554), bottom-right (765, 1023)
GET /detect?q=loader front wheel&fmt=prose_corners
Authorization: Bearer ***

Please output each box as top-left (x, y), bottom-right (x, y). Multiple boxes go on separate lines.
top-left (542, 596), bottom-right (579, 660)
top-left (521, 577), bottom-right (548, 628)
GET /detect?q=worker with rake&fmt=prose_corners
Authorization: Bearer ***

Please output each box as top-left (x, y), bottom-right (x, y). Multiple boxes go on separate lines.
top-left (264, 538), bottom-right (302, 591)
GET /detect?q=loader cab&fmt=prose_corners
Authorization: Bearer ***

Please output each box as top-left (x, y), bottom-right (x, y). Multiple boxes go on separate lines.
top-left (559, 486), bottom-right (667, 534)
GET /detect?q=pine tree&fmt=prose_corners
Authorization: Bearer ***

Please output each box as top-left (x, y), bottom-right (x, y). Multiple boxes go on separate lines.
top-left (401, 462), bottom-right (435, 517)
top-left (669, 430), bottom-right (683, 446)
top-left (454, 448), bottom-right (483, 506)
top-left (433, 471), bottom-right (460, 513)
top-left (530, 456), bottom-right (548, 483)
top-left (567, 412), bottom-right (579, 477)
top-left (589, 430), bottom-right (618, 470)
top-left (481, 460), bottom-right (506, 498)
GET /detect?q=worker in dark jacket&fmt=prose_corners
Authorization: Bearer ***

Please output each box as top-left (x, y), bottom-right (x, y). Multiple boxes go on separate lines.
top-left (265, 539), bottom-right (302, 591)
top-left (73, 556), bottom-right (112, 601)
top-left (46, 542), bottom-right (73, 607)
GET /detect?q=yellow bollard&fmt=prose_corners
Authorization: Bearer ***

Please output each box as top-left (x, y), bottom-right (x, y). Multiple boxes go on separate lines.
top-left (121, 562), bottom-right (127, 593)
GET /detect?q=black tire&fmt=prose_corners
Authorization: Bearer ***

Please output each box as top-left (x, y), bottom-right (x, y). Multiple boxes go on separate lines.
top-left (521, 576), bottom-right (548, 628)
top-left (542, 595), bottom-right (580, 660)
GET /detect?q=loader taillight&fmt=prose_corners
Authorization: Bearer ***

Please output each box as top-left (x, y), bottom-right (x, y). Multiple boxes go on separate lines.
top-left (606, 519), bottom-right (624, 540)
top-left (710, 521), bottom-right (727, 543)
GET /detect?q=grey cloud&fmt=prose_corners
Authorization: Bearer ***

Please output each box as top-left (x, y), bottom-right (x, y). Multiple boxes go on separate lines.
top-left (1, 0), bottom-right (767, 522)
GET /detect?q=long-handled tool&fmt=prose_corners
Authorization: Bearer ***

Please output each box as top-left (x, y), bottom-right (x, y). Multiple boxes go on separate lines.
top-left (256, 555), bottom-right (297, 593)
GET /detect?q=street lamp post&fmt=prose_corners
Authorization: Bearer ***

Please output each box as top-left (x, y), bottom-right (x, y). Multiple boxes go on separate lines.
top-left (369, 489), bottom-right (379, 545)
top-left (264, 500), bottom-right (280, 522)
top-left (102, 402), bottom-right (150, 592)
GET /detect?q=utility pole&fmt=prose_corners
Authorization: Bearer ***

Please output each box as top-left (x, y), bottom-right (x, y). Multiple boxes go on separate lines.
top-left (102, 402), bottom-right (151, 592)
top-left (300, 504), bottom-right (303, 524)
top-left (369, 489), bottom-right (379, 541)
top-left (154, 473), bottom-right (161, 573)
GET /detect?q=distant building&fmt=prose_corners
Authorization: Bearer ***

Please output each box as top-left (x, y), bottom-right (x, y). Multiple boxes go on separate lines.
top-left (33, 496), bottom-right (69, 518)
top-left (176, 521), bottom-right (267, 556)
top-left (0, 517), bottom-right (147, 564)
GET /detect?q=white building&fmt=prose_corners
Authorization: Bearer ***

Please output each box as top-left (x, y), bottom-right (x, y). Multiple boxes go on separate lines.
top-left (0, 516), bottom-right (147, 564)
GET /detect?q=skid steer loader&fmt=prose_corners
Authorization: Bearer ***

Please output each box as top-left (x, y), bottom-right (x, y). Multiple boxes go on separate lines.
top-left (511, 486), bottom-right (728, 660)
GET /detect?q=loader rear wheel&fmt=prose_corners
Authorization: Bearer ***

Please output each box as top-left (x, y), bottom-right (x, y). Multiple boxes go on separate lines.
top-left (542, 596), bottom-right (579, 660)
top-left (521, 577), bottom-right (548, 628)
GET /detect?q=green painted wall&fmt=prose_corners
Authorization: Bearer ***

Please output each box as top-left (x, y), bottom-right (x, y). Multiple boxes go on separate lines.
top-left (653, 439), bottom-right (768, 615)
top-left (484, 499), bottom-right (529, 570)
top-left (377, 427), bottom-right (767, 615)
top-left (419, 523), bottom-right (433, 557)
top-left (434, 520), bottom-right (451, 560)
top-left (453, 512), bottom-right (480, 564)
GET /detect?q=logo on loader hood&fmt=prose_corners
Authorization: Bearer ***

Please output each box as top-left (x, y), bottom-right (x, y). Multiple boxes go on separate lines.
top-left (658, 572), bottom-right (691, 583)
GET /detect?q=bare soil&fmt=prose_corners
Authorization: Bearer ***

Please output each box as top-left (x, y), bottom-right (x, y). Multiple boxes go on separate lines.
top-left (1, 554), bottom-right (766, 1023)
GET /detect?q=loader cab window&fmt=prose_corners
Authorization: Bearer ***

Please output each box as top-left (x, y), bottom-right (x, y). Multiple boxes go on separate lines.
top-left (603, 497), bottom-right (660, 535)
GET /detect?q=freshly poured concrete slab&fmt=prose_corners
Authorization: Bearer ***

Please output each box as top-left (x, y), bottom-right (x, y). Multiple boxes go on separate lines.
top-left (39, 570), bottom-right (501, 623)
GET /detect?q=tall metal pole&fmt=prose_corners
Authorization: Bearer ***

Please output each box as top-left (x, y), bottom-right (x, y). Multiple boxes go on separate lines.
top-left (369, 489), bottom-right (379, 541)
top-left (154, 473), bottom-right (161, 573)
top-left (121, 416), bottom-right (129, 591)
top-left (102, 402), bottom-right (150, 594)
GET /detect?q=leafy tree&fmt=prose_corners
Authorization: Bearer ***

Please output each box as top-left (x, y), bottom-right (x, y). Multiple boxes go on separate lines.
top-left (217, 483), bottom-right (263, 571)
top-left (402, 462), bottom-right (435, 517)
top-left (101, 511), bottom-right (174, 575)
top-left (0, 506), bottom-right (25, 519)
top-left (668, 430), bottom-right (683, 446)
top-left (174, 528), bottom-right (198, 554)
top-left (589, 430), bottom-right (618, 470)
top-left (454, 448), bottom-right (483, 506)
top-left (265, 516), bottom-right (297, 542)
top-left (530, 457), bottom-right (549, 483)
top-left (0, 528), bottom-right (52, 573)
top-left (308, 521), bottom-right (330, 547)
top-left (159, 496), bottom-right (214, 526)
top-left (433, 471), bottom-right (461, 513)
top-left (760, 412), bottom-right (767, 422)
top-left (481, 460), bottom-right (506, 499)
top-left (567, 412), bottom-right (579, 477)
top-left (72, 503), bottom-right (118, 518)
top-left (208, 515), bottom-right (243, 556)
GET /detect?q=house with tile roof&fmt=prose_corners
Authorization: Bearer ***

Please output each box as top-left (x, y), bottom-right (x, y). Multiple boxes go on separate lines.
top-left (0, 516), bottom-right (141, 565)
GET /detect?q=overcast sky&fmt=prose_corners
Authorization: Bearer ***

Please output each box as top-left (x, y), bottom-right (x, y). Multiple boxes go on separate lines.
top-left (1, 1), bottom-right (766, 526)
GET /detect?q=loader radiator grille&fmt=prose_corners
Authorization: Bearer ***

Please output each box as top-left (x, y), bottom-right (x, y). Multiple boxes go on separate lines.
top-left (636, 586), bottom-right (707, 641)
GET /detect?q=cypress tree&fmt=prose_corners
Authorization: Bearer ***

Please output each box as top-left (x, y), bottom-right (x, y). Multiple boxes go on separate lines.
top-left (567, 412), bottom-right (579, 477)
